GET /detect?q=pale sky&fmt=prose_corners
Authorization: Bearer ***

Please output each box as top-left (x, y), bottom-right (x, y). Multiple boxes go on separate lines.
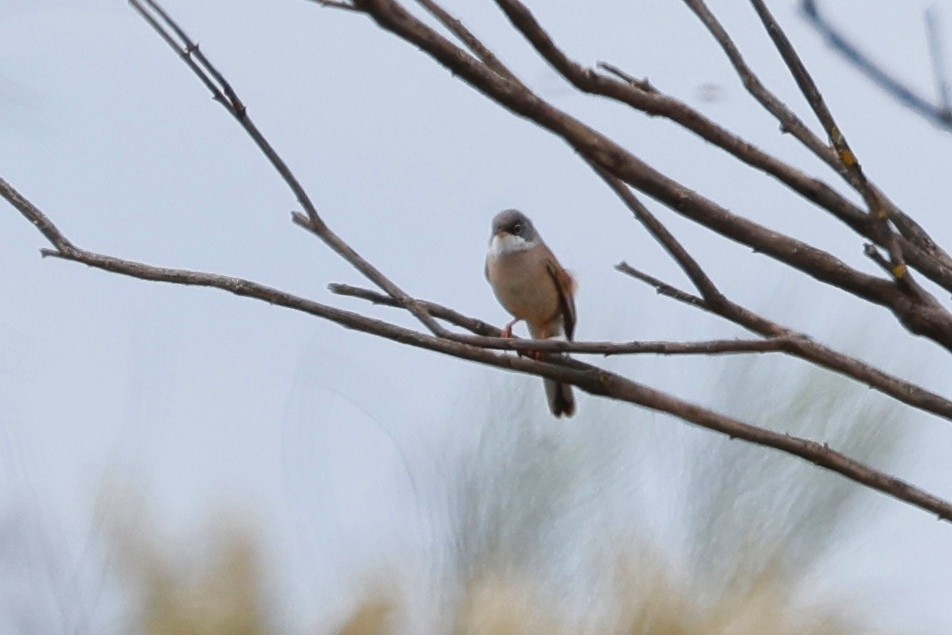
top-left (2, 0), bottom-right (952, 632)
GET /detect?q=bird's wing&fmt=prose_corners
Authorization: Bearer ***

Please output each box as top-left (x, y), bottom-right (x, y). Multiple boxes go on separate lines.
top-left (546, 260), bottom-right (577, 341)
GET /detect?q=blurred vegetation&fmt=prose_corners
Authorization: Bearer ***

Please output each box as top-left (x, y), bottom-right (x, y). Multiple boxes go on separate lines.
top-left (101, 487), bottom-right (274, 635)
top-left (94, 358), bottom-right (909, 634)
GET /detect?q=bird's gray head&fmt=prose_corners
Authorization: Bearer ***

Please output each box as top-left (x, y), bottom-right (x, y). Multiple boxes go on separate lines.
top-left (489, 209), bottom-right (541, 248)
top-left (488, 209), bottom-right (542, 257)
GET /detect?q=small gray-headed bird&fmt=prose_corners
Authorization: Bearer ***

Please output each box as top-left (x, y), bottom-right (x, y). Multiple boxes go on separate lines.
top-left (485, 209), bottom-right (577, 418)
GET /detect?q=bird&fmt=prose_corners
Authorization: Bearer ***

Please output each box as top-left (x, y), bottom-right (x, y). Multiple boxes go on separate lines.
top-left (485, 209), bottom-right (577, 418)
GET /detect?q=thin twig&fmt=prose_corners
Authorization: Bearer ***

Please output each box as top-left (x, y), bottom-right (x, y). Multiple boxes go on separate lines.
top-left (590, 164), bottom-right (723, 304)
top-left (310, 0), bottom-right (363, 11)
top-left (745, 0), bottom-right (903, 259)
top-left (747, 0), bottom-right (952, 312)
top-left (330, 283), bottom-right (795, 356)
top-left (614, 260), bottom-right (952, 422)
top-left (414, 0), bottom-right (524, 85)
top-left (925, 6), bottom-right (952, 118)
top-left (801, 0), bottom-right (952, 130)
top-left (688, 0), bottom-right (952, 306)
top-left (129, 0), bottom-right (445, 336)
top-left (596, 62), bottom-right (657, 93)
top-left (680, 0), bottom-right (837, 168)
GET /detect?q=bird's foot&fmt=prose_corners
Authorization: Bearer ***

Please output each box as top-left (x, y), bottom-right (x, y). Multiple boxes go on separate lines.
top-left (500, 319), bottom-right (519, 340)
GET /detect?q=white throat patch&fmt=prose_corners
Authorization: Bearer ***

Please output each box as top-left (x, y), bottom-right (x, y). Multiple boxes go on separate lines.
top-left (489, 232), bottom-right (535, 257)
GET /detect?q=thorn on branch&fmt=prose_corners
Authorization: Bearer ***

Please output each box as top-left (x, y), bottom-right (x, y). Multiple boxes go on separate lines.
top-left (596, 61), bottom-right (656, 92)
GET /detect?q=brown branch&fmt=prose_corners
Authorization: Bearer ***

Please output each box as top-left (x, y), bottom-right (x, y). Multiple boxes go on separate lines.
top-left (351, 0), bottom-right (952, 353)
top-left (595, 62), bottom-right (656, 93)
top-left (4, 176), bottom-right (952, 524)
top-left (329, 282), bottom-right (500, 336)
top-left (799, 0), bottom-right (952, 276)
top-left (680, 0), bottom-right (837, 169)
top-left (129, 0), bottom-right (445, 337)
top-left (329, 283), bottom-right (797, 356)
top-left (455, 5), bottom-right (952, 425)
top-left (747, 0), bottom-right (952, 317)
top-left (496, 0), bottom-right (952, 297)
top-left (414, 0), bottom-right (523, 85)
top-left (614, 261), bottom-right (952, 423)
top-left (588, 163), bottom-right (724, 305)
top-left (311, 0), bottom-right (363, 11)
top-left (744, 0), bottom-right (910, 274)
top-left (693, 0), bottom-right (952, 284)
top-left (492, 0), bottom-right (874, 266)
top-left (451, 0), bottom-right (952, 300)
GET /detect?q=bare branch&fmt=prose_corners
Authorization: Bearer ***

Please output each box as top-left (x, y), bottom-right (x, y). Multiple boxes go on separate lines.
top-left (311, 0), bottom-right (363, 11)
top-left (797, 1), bottom-right (952, 291)
top-left (329, 282), bottom-right (500, 336)
top-left (351, 0), bottom-right (952, 351)
top-left (330, 283), bottom-right (797, 357)
top-left (685, 0), bottom-right (952, 289)
top-left (414, 0), bottom-right (523, 84)
top-left (129, 0), bottom-right (445, 337)
top-left (614, 261), bottom-right (952, 423)
top-left (801, 0), bottom-right (952, 131)
top-left (8, 0), bottom-right (952, 529)
top-left (0, 179), bottom-right (75, 253)
top-left (595, 62), bottom-right (656, 93)
top-left (925, 6), bottom-right (952, 117)
top-left (494, 1), bottom-right (952, 296)
top-left (4, 176), bottom-right (951, 523)
top-left (589, 163), bottom-right (725, 306)
top-left (681, 0), bottom-right (836, 168)
top-left (745, 0), bottom-right (912, 275)
top-left (746, 0), bottom-right (952, 311)
top-left (495, 0), bottom-right (868, 250)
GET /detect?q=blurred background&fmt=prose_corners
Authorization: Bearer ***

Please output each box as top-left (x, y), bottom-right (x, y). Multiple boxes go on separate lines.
top-left (1, 0), bottom-right (950, 632)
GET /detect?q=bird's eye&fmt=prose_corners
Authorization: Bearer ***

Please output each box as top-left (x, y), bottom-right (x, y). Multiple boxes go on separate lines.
top-left (511, 223), bottom-right (522, 235)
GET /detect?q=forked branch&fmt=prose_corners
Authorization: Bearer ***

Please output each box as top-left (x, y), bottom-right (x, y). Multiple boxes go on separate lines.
top-left (3, 175), bottom-right (951, 523)
top-left (4, 0), bottom-right (952, 526)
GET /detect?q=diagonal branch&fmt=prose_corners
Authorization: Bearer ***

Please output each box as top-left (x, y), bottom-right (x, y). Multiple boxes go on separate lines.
top-left (3, 175), bottom-right (952, 524)
top-left (744, 0), bottom-right (913, 283)
top-left (681, 0), bottom-right (837, 169)
top-left (352, 0), bottom-right (952, 352)
top-left (614, 258), bottom-right (952, 423)
top-left (493, 0), bottom-right (860, 248)
top-left (925, 7), bottom-right (952, 119)
top-left (802, 0), bottom-right (952, 131)
top-left (130, 0), bottom-right (446, 336)
top-left (592, 144), bottom-right (952, 422)
top-left (414, 0), bottom-right (524, 85)
top-left (493, 0), bottom-right (952, 296)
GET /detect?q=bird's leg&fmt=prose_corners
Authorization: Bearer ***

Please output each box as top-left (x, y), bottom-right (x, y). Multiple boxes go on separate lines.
top-left (500, 318), bottom-right (520, 339)
top-left (501, 318), bottom-right (533, 357)
top-left (527, 324), bottom-right (554, 361)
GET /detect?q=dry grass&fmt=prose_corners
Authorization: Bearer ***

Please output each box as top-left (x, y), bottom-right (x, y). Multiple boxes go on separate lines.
top-left (102, 359), bottom-right (909, 634)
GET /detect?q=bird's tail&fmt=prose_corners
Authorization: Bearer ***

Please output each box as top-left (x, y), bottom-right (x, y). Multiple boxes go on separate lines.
top-left (544, 378), bottom-right (575, 418)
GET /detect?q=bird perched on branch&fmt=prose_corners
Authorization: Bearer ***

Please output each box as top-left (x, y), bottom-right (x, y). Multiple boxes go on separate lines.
top-left (485, 209), bottom-right (577, 418)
